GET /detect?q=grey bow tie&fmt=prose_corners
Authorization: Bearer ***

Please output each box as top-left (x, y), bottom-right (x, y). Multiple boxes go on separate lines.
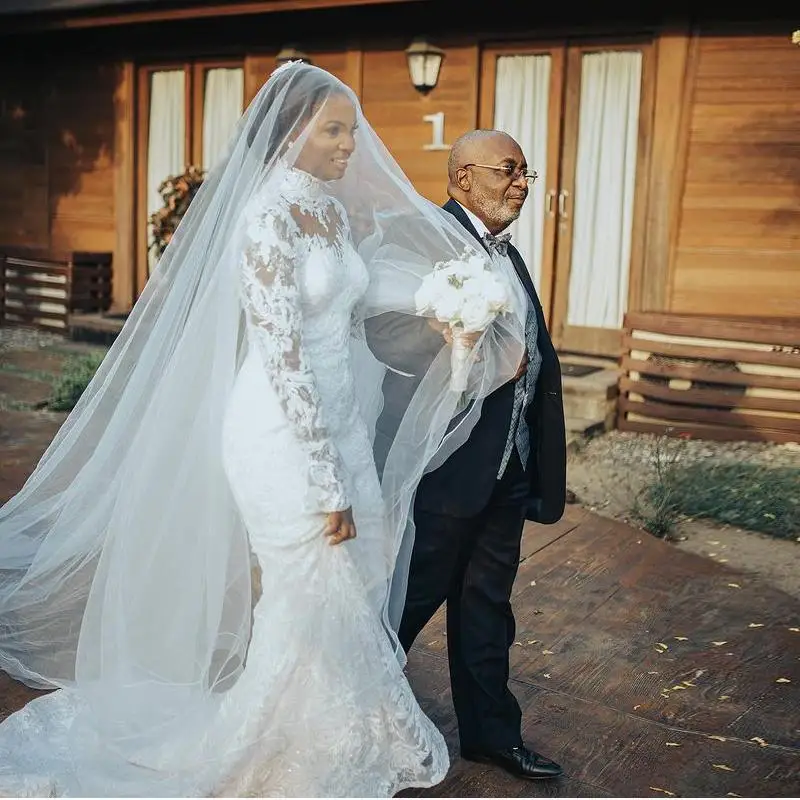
top-left (483, 231), bottom-right (512, 256)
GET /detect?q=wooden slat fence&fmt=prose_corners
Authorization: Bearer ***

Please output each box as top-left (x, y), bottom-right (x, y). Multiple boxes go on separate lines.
top-left (617, 312), bottom-right (800, 444)
top-left (0, 248), bottom-right (112, 332)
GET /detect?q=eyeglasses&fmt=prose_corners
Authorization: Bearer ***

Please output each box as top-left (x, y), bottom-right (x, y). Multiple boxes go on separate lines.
top-left (462, 163), bottom-right (538, 184)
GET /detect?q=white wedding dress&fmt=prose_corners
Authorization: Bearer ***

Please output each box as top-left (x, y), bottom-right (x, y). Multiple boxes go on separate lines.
top-left (0, 167), bottom-right (449, 797)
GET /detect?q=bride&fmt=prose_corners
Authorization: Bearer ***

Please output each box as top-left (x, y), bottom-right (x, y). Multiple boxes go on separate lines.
top-left (0, 62), bottom-right (527, 796)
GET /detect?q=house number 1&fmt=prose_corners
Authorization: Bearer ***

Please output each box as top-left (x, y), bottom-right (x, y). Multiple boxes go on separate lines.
top-left (423, 112), bottom-right (451, 151)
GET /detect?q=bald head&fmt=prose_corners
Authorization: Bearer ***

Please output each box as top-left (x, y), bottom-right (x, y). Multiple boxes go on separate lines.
top-left (447, 129), bottom-right (529, 234)
top-left (447, 130), bottom-right (519, 183)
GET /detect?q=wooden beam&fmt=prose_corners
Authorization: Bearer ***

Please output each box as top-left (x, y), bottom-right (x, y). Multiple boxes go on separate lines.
top-left (639, 25), bottom-right (698, 312)
top-left (112, 61), bottom-right (136, 312)
top-left (5, 0), bottom-right (428, 32)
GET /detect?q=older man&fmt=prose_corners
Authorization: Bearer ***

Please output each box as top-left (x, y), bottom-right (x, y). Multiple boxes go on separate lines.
top-left (401, 130), bottom-right (566, 780)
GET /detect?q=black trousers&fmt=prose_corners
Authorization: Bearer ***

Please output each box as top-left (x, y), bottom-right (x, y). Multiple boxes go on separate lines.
top-left (399, 452), bottom-right (528, 751)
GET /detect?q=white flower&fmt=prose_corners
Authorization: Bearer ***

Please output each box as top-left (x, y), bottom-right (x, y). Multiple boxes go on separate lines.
top-left (460, 294), bottom-right (497, 332)
top-left (416, 249), bottom-right (511, 332)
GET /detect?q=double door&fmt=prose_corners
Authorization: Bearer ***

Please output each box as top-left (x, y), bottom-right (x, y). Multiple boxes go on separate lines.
top-left (480, 41), bottom-right (653, 356)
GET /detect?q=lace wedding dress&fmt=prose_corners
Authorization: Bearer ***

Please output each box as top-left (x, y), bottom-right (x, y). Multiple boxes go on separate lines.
top-left (0, 167), bottom-right (449, 797)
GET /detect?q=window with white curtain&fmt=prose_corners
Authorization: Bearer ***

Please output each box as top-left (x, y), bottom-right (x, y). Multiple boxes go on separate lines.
top-left (566, 51), bottom-right (642, 329)
top-left (493, 54), bottom-right (551, 292)
top-left (202, 67), bottom-right (244, 171)
top-left (146, 70), bottom-right (186, 272)
top-left (140, 61), bottom-right (244, 278)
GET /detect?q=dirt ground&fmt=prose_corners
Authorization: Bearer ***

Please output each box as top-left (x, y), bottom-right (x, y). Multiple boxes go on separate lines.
top-left (567, 430), bottom-right (800, 600)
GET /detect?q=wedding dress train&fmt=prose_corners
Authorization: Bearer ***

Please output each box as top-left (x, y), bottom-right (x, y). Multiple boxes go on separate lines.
top-left (0, 166), bottom-right (449, 797)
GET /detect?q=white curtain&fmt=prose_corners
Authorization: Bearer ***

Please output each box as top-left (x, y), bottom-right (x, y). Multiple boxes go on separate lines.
top-left (493, 55), bottom-right (551, 291)
top-left (567, 51), bottom-right (642, 328)
top-left (202, 68), bottom-right (244, 170)
top-left (147, 70), bottom-right (186, 273)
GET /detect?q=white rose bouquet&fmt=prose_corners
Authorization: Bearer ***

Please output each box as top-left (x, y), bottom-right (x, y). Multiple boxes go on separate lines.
top-left (414, 250), bottom-right (513, 392)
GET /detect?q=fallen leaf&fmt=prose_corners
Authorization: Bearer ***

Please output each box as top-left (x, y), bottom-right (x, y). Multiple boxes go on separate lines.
top-left (727, 583), bottom-right (741, 588)
top-left (711, 641), bottom-right (728, 646)
top-left (748, 623), bottom-right (764, 628)
top-left (527, 640), bottom-right (539, 645)
top-left (671, 685), bottom-right (686, 691)
top-left (719, 695), bottom-right (731, 701)
top-left (674, 636), bottom-right (688, 641)
top-left (708, 540), bottom-right (720, 545)
top-left (789, 627), bottom-right (800, 633)
top-left (695, 669), bottom-right (706, 677)
top-left (751, 736), bottom-right (768, 747)
top-left (657, 642), bottom-right (669, 649)
top-left (542, 649), bottom-right (555, 655)
top-left (718, 558), bottom-right (728, 563)
top-left (543, 673), bottom-right (551, 678)
top-left (713, 764), bottom-right (735, 772)
top-left (427, 641), bottom-right (439, 646)
top-left (648, 671), bottom-right (660, 675)
top-left (681, 681), bottom-right (696, 687)
top-left (665, 742), bottom-right (681, 747)
top-left (708, 735), bottom-right (727, 742)
top-left (512, 641), bottom-right (523, 647)
top-left (776, 678), bottom-right (791, 684)
top-left (727, 794), bottom-right (742, 798)
top-left (649, 788), bottom-right (676, 797)
top-left (529, 580), bottom-right (536, 586)
top-left (709, 552), bottom-right (717, 557)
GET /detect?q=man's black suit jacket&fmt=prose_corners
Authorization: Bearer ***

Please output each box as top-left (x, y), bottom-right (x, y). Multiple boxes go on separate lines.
top-left (365, 198), bottom-right (566, 524)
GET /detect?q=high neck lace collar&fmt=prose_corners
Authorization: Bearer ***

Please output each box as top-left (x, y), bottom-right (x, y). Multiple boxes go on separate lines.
top-left (280, 164), bottom-right (326, 200)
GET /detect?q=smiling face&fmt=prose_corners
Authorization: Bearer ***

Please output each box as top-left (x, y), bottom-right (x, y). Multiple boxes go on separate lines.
top-left (452, 132), bottom-right (529, 234)
top-left (293, 92), bottom-right (358, 181)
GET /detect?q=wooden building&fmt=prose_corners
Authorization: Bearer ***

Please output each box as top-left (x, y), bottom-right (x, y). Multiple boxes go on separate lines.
top-left (0, 0), bottom-right (798, 370)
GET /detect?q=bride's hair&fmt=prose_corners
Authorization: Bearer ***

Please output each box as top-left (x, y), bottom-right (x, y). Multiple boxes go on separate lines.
top-left (245, 62), bottom-right (350, 159)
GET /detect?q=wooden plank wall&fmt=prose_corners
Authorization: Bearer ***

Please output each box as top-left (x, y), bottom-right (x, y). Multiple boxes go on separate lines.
top-left (0, 62), bottom-right (120, 260)
top-left (669, 34), bottom-right (800, 318)
top-left (360, 43), bottom-right (478, 205)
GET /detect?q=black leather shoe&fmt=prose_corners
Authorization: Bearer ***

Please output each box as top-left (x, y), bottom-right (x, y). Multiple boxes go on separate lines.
top-left (460, 745), bottom-right (563, 780)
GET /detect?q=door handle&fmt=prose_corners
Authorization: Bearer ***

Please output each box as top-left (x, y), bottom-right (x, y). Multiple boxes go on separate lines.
top-left (557, 189), bottom-right (570, 219)
top-left (545, 189), bottom-right (557, 217)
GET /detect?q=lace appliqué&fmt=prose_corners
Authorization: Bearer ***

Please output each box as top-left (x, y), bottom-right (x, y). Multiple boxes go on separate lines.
top-left (239, 190), bottom-right (349, 513)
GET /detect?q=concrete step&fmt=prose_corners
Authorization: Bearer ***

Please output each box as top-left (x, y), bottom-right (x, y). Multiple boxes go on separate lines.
top-left (561, 366), bottom-right (619, 421)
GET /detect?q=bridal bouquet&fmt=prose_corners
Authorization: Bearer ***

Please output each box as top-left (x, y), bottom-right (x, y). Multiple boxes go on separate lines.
top-left (415, 251), bottom-right (512, 392)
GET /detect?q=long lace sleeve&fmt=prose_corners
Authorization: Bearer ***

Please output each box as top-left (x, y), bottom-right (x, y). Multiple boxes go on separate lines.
top-left (240, 207), bottom-right (349, 513)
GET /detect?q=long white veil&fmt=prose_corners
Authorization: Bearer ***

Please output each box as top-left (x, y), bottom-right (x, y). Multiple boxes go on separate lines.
top-left (0, 62), bottom-right (526, 791)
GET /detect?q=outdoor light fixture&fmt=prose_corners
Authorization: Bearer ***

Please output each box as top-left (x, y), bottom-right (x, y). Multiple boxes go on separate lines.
top-left (405, 37), bottom-right (445, 95)
top-left (276, 45), bottom-right (312, 65)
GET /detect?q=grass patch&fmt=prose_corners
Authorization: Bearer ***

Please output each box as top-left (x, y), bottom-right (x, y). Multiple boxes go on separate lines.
top-left (657, 461), bottom-right (799, 540)
top-left (47, 350), bottom-right (107, 412)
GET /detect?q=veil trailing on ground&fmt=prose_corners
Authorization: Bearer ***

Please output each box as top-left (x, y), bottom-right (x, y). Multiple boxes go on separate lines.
top-left (0, 62), bottom-right (526, 785)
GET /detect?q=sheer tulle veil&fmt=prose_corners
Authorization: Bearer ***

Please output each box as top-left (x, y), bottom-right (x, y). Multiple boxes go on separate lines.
top-left (0, 62), bottom-right (526, 771)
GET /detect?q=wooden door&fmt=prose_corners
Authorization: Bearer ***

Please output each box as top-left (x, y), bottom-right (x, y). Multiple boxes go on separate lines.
top-left (135, 60), bottom-right (244, 294)
top-left (481, 40), bottom-right (654, 357)
top-left (479, 44), bottom-right (566, 327)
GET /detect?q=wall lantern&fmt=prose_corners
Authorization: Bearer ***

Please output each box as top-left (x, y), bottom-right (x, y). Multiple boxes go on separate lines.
top-left (276, 45), bottom-right (312, 65)
top-left (405, 37), bottom-right (445, 95)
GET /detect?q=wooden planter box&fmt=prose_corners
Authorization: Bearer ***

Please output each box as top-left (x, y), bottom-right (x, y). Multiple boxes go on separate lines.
top-left (617, 312), bottom-right (800, 444)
